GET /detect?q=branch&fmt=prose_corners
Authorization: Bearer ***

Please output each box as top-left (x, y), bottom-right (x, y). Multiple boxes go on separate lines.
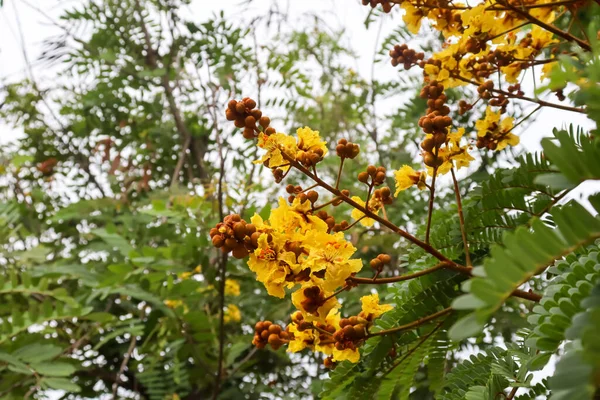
top-left (134, 0), bottom-right (208, 183)
top-left (279, 152), bottom-right (470, 274)
top-left (111, 334), bottom-right (137, 399)
top-left (496, 0), bottom-right (591, 51)
top-left (451, 168), bottom-right (471, 267)
top-left (349, 262), bottom-right (447, 284)
top-left (368, 307), bottom-right (452, 338)
top-left (425, 166), bottom-right (438, 244)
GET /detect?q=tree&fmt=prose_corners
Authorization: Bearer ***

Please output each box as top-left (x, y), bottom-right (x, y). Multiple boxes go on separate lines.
top-left (1, 0), bottom-right (600, 399)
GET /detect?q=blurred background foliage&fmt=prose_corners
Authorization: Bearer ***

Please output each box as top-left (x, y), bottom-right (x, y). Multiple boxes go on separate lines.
top-left (0, 0), bottom-right (560, 398)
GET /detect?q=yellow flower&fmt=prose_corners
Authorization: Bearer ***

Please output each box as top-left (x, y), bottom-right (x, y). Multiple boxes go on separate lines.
top-left (401, 3), bottom-right (425, 34)
top-left (178, 271), bottom-right (193, 280)
top-left (475, 107), bottom-right (519, 151)
top-left (304, 231), bottom-right (363, 292)
top-left (350, 196), bottom-right (379, 227)
top-left (296, 127), bottom-right (328, 156)
top-left (360, 293), bottom-right (394, 319)
top-left (475, 107), bottom-right (501, 137)
top-left (224, 304), bottom-right (241, 323)
top-left (193, 265), bottom-right (202, 273)
top-left (248, 233), bottom-right (296, 298)
top-left (287, 322), bottom-right (316, 353)
top-left (393, 165), bottom-right (426, 196)
top-left (225, 279), bottom-right (241, 297)
top-left (332, 347), bottom-right (360, 363)
top-left (269, 197), bottom-right (328, 235)
top-left (255, 132), bottom-right (298, 170)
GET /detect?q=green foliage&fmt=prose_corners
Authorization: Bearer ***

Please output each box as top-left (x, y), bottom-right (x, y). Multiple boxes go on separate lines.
top-left (450, 197), bottom-right (600, 340)
top-left (526, 246), bottom-right (600, 352)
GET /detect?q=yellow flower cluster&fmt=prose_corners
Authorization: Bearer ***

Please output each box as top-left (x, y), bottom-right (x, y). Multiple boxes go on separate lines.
top-left (255, 126), bottom-right (328, 171)
top-left (247, 197), bottom-right (362, 314)
top-left (286, 293), bottom-right (393, 363)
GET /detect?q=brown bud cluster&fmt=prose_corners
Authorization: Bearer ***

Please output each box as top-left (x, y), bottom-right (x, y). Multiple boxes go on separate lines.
top-left (372, 187), bottom-right (392, 206)
top-left (465, 34), bottom-right (488, 54)
top-left (489, 93), bottom-right (509, 114)
top-left (316, 210), bottom-right (337, 231)
top-left (419, 80), bottom-right (452, 168)
top-left (210, 214), bottom-right (259, 259)
top-left (333, 316), bottom-right (368, 351)
top-left (225, 98), bottom-right (275, 139)
top-left (390, 44), bottom-right (424, 70)
top-left (554, 88), bottom-right (566, 102)
top-left (361, 0), bottom-right (393, 13)
top-left (285, 185), bottom-right (321, 206)
top-left (485, 49), bottom-right (515, 68)
top-left (458, 100), bottom-right (473, 115)
top-left (508, 83), bottom-right (524, 97)
top-left (477, 80), bottom-right (494, 100)
top-left (299, 286), bottom-right (328, 314)
top-left (252, 321), bottom-right (290, 350)
top-left (332, 220), bottom-right (349, 233)
top-left (297, 147), bottom-right (325, 168)
top-left (336, 139), bottom-right (360, 159)
top-left (370, 253), bottom-right (392, 272)
top-left (357, 165), bottom-right (387, 186)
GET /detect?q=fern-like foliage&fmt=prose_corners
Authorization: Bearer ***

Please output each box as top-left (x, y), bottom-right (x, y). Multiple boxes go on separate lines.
top-left (138, 342), bottom-right (191, 400)
top-left (426, 153), bottom-right (558, 260)
top-left (539, 127), bottom-right (600, 188)
top-left (526, 245), bottom-right (600, 352)
top-left (450, 196), bottom-right (600, 340)
top-left (322, 272), bottom-right (460, 400)
top-left (549, 282), bottom-right (600, 399)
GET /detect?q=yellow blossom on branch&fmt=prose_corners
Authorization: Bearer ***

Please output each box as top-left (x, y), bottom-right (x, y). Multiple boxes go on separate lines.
top-left (393, 165), bottom-right (427, 196)
top-left (360, 293), bottom-right (394, 320)
top-left (350, 196), bottom-right (380, 227)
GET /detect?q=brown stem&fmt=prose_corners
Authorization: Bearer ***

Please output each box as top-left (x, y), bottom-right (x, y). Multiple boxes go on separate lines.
top-left (170, 134), bottom-right (192, 189)
top-left (368, 307), bottom-right (452, 338)
top-left (134, 0), bottom-right (208, 182)
top-left (506, 385), bottom-right (519, 400)
top-left (279, 152), bottom-right (468, 273)
top-left (425, 166), bottom-right (438, 244)
top-left (497, 0), bottom-right (591, 51)
top-left (349, 262), bottom-right (447, 284)
top-left (335, 158), bottom-right (345, 189)
top-left (112, 334), bottom-right (137, 399)
top-left (322, 285), bottom-right (349, 303)
top-left (453, 75), bottom-right (586, 113)
top-left (451, 169), bottom-right (472, 267)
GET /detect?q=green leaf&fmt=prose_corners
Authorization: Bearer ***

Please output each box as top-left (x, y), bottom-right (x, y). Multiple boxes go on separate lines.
top-left (43, 377), bottom-right (81, 392)
top-left (31, 361), bottom-right (76, 377)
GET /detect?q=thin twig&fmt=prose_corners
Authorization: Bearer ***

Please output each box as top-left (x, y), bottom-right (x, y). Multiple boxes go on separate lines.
top-left (170, 134), bottom-right (192, 189)
top-left (112, 334), bottom-right (137, 399)
top-left (451, 168), bottom-right (472, 267)
top-left (349, 262), bottom-right (447, 284)
top-left (368, 307), bottom-right (452, 338)
top-left (496, 0), bottom-right (591, 51)
top-left (425, 166), bottom-right (438, 244)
